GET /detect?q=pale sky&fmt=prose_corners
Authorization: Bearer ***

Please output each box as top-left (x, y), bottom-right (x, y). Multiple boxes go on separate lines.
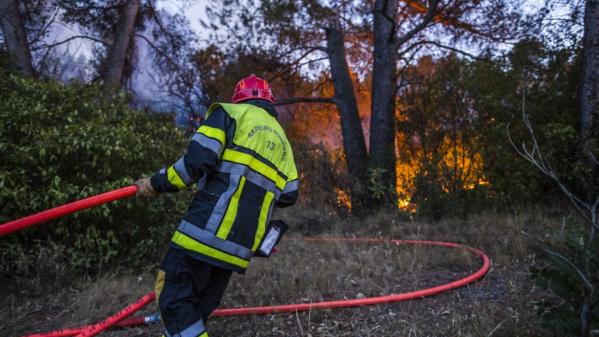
top-left (156, 0), bottom-right (208, 44)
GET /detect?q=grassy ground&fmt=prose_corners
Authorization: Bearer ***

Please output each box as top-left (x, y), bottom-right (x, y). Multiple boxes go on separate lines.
top-left (1, 207), bottom-right (561, 337)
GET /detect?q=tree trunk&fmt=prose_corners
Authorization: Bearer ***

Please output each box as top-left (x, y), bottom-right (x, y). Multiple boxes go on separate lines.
top-left (580, 291), bottom-right (598, 337)
top-left (103, 0), bottom-right (139, 95)
top-left (0, 0), bottom-right (34, 77)
top-left (580, 0), bottom-right (599, 168)
top-left (580, 226), bottom-right (597, 337)
top-left (325, 24), bottom-right (369, 209)
top-left (369, 0), bottom-right (399, 206)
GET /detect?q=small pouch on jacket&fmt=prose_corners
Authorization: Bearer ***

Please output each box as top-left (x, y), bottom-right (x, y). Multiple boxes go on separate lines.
top-left (255, 220), bottom-right (288, 258)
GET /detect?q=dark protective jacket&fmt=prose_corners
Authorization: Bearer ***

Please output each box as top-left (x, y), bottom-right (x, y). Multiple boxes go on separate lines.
top-left (151, 100), bottom-right (299, 272)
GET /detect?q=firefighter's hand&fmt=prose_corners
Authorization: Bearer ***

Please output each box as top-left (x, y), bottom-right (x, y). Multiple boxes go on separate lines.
top-left (135, 178), bottom-right (159, 198)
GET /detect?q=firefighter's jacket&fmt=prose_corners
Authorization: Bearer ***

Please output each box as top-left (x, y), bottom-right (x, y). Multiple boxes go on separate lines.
top-left (151, 100), bottom-right (299, 272)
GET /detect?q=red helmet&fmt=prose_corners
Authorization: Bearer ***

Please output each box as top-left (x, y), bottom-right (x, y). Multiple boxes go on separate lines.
top-left (232, 74), bottom-right (274, 103)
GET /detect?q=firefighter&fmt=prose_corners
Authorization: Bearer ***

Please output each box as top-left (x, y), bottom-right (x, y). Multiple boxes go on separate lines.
top-left (135, 74), bottom-right (299, 337)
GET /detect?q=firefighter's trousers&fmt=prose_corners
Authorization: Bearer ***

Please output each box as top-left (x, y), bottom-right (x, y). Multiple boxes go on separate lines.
top-left (155, 247), bottom-right (232, 337)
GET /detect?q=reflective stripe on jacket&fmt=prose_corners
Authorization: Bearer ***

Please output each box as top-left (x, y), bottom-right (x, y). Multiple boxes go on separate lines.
top-left (151, 101), bottom-right (299, 272)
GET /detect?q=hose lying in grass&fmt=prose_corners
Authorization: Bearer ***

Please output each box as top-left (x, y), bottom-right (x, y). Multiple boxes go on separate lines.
top-left (0, 187), bottom-right (490, 337)
top-left (22, 238), bottom-right (490, 337)
top-left (21, 313), bottom-right (161, 337)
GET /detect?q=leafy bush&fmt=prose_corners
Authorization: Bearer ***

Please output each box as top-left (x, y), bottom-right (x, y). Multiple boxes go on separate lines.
top-left (530, 222), bottom-right (599, 335)
top-left (0, 73), bottom-right (192, 275)
top-left (290, 141), bottom-right (346, 211)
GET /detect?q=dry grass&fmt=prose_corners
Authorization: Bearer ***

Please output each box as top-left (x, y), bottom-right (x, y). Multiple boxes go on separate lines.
top-left (1, 207), bottom-right (562, 337)
top-left (0, 274), bottom-right (154, 337)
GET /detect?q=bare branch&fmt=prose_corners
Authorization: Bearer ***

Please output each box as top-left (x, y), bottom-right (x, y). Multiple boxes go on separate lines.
top-left (418, 40), bottom-right (494, 62)
top-left (292, 78), bottom-right (333, 100)
top-left (32, 35), bottom-right (108, 51)
top-left (28, 7), bottom-right (61, 46)
top-left (146, 1), bottom-right (189, 54)
top-left (274, 97), bottom-right (336, 106)
top-left (394, 0), bottom-right (440, 48)
top-left (402, 0), bottom-right (519, 43)
top-left (59, 2), bottom-right (126, 14)
top-left (507, 90), bottom-right (596, 224)
top-left (507, 120), bottom-right (592, 222)
top-left (397, 38), bottom-right (428, 58)
top-left (135, 34), bottom-right (180, 72)
top-left (265, 47), bottom-right (321, 83)
top-left (521, 230), bottom-right (594, 291)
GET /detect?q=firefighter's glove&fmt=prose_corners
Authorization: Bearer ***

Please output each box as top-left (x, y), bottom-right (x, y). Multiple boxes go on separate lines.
top-left (135, 178), bottom-right (159, 198)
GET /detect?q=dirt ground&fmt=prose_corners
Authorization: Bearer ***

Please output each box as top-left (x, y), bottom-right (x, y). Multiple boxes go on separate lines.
top-left (1, 209), bottom-right (558, 337)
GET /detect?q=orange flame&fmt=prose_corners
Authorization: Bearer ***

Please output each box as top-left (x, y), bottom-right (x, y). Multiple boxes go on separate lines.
top-left (285, 71), bottom-right (488, 212)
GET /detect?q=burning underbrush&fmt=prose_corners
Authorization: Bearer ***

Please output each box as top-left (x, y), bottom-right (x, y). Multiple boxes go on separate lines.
top-left (1, 207), bottom-right (556, 337)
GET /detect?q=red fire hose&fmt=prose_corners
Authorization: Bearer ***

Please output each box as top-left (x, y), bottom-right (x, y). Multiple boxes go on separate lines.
top-left (0, 186), bottom-right (138, 237)
top-left (1, 187), bottom-right (491, 337)
top-left (22, 313), bottom-right (159, 337)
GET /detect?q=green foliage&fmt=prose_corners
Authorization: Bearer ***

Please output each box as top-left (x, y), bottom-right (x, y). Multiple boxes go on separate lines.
top-left (398, 55), bottom-right (498, 217)
top-left (530, 224), bottom-right (599, 335)
top-left (366, 167), bottom-right (387, 201)
top-left (290, 141), bottom-right (346, 211)
top-left (480, 40), bottom-right (581, 203)
top-left (411, 164), bottom-right (489, 220)
top-left (398, 40), bottom-right (582, 217)
top-left (0, 73), bottom-right (191, 275)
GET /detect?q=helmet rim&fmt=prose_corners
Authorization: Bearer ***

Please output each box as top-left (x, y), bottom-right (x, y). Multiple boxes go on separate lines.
top-left (232, 74), bottom-right (274, 103)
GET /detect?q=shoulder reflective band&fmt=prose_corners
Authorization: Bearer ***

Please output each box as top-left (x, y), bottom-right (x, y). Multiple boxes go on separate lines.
top-left (192, 133), bottom-right (224, 157)
top-left (221, 149), bottom-right (286, 190)
top-left (197, 125), bottom-right (225, 146)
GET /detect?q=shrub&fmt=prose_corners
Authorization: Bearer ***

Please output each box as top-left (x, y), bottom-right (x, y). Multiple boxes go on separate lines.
top-left (0, 74), bottom-right (191, 275)
top-left (530, 222), bottom-right (599, 335)
top-left (290, 141), bottom-right (346, 211)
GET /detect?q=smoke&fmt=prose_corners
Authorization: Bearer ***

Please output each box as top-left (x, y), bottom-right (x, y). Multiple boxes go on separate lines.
top-left (31, 14), bottom-right (96, 82)
top-left (129, 7), bottom-right (206, 125)
top-left (130, 21), bottom-right (175, 113)
top-left (25, 3), bottom-right (205, 124)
